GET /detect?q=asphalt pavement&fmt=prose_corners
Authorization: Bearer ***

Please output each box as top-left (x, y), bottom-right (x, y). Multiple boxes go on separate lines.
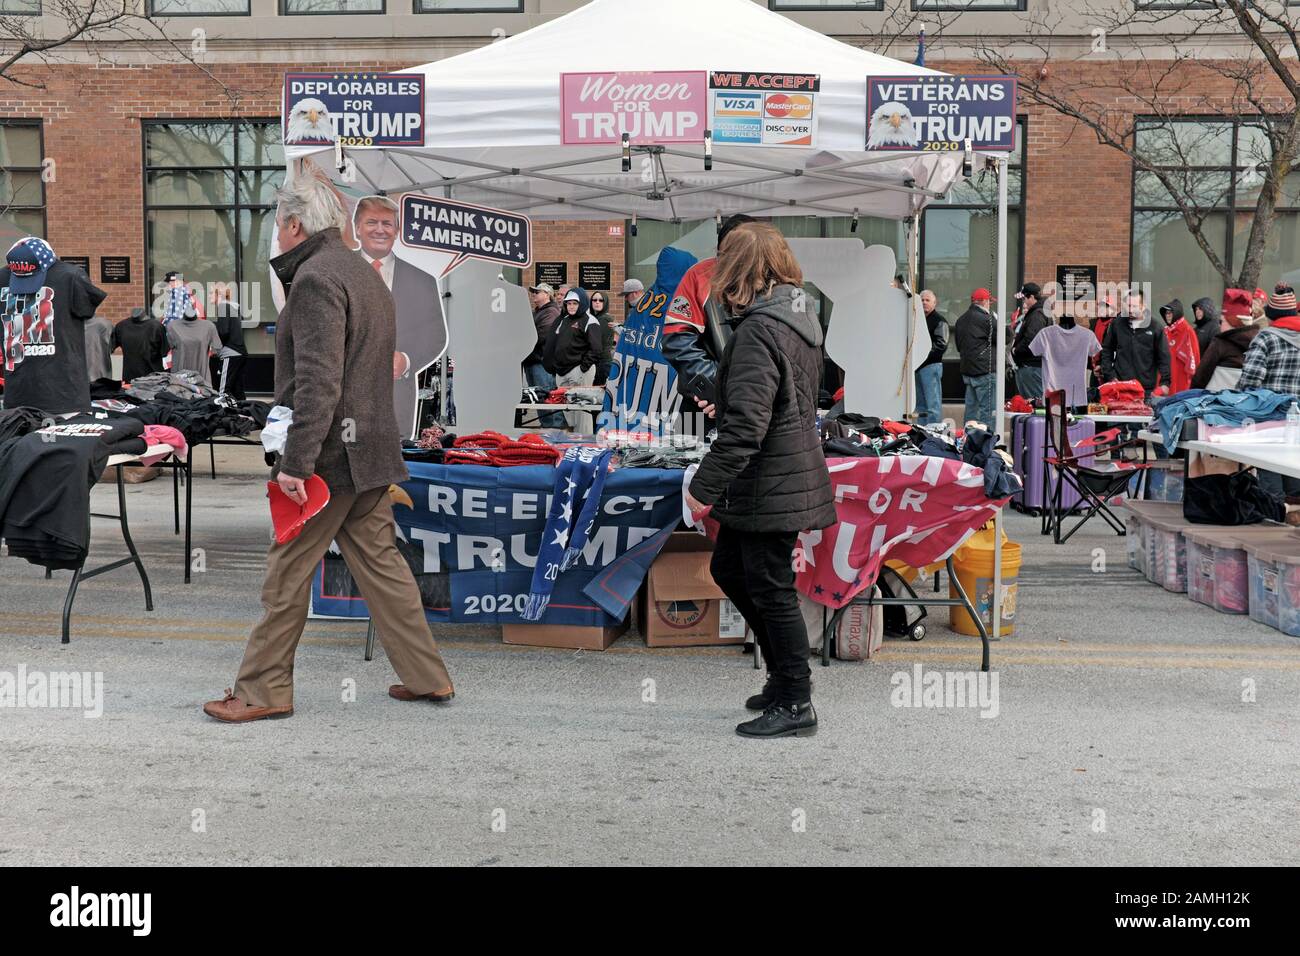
top-left (2, 443), bottom-right (1297, 866)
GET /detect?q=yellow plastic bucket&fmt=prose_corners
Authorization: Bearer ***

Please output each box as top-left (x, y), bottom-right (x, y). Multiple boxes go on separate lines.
top-left (949, 524), bottom-right (1021, 637)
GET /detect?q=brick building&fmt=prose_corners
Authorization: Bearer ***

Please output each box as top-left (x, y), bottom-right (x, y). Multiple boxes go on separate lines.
top-left (2, 0), bottom-right (1294, 393)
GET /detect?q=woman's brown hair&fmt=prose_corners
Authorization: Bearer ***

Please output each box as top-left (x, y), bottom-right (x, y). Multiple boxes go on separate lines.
top-left (711, 222), bottom-right (803, 313)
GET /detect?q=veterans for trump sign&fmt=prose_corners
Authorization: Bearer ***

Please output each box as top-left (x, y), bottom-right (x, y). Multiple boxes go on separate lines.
top-left (399, 194), bottom-right (532, 276)
top-left (562, 71), bottom-right (707, 145)
top-left (865, 75), bottom-right (1016, 152)
top-left (283, 72), bottom-right (425, 147)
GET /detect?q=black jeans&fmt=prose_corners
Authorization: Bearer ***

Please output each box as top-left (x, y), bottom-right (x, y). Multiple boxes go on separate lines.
top-left (710, 525), bottom-right (811, 704)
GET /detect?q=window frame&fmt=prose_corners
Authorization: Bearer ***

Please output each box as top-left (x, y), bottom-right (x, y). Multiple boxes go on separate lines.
top-left (767, 1), bottom-right (885, 11)
top-left (911, 0), bottom-right (1027, 10)
top-left (413, 0), bottom-right (525, 11)
top-left (918, 115), bottom-right (1028, 306)
top-left (139, 117), bottom-right (282, 321)
top-left (0, 0), bottom-right (41, 15)
top-left (146, 0), bottom-right (251, 16)
top-left (1128, 114), bottom-right (1300, 289)
top-left (280, 0), bottom-right (387, 15)
top-left (0, 118), bottom-right (48, 240)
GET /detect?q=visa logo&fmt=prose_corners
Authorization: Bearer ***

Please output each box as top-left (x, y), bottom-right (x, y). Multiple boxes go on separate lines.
top-left (722, 98), bottom-right (751, 110)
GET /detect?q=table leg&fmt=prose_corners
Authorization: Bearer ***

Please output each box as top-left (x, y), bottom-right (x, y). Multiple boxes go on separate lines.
top-left (117, 464), bottom-right (153, 612)
top-left (184, 445), bottom-right (194, 584)
top-left (61, 567), bottom-right (83, 645)
top-left (365, 620), bottom-right (377, 662)
top-left (946, 555), bottom-right (990, 673)
top-left (209, 440), bottom-right (216, 480)
top-left (172, 457), bottom-right (180, 534)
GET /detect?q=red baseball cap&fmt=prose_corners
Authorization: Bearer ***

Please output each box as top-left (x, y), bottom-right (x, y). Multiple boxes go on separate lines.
top-left (971, 288), bottom-right (996, 302)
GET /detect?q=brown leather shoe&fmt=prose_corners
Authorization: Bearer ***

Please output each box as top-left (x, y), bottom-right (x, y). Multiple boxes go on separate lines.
top-left (203, 689), bottom-right (293, 722)
top-left (388, 683), bottom-right (454, 703)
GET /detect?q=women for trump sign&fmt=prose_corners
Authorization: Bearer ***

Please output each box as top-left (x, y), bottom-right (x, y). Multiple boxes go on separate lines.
top-left (562, 71), bottom-right (707, 145)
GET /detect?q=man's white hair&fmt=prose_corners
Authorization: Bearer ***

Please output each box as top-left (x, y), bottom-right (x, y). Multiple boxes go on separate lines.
top-left (275, 175), bottom-right (346, 237)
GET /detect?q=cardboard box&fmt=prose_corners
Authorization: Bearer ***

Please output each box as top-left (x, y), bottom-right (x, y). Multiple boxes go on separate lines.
top-left (641, 533), bottom-right (745, 647)
top-left (501, 612), bottom-right (629, 651)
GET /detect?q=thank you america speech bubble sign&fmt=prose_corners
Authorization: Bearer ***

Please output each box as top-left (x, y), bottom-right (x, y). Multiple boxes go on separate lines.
top-left (399, 194), bottom-right (532, 277)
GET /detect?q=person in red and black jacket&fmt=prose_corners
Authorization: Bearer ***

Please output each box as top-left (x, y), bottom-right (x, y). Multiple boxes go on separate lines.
top-left (661, 214), bottom-right (756, 403)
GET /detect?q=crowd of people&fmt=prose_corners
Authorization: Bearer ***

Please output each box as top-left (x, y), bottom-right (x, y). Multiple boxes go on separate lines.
top-left (914, 280), bottom-right (1300, 439)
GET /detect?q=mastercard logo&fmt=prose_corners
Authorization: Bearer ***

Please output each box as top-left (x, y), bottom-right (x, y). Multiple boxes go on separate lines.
top-left (765, 93), bottom-right (813, 120)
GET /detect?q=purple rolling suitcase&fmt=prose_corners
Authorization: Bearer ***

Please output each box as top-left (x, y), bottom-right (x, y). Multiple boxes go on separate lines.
top-left (1009, 413), bottom-right (1096, 515)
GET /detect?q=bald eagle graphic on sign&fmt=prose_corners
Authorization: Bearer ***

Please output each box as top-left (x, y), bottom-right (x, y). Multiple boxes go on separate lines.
top-left (867, 101), bottom-right (921, 149)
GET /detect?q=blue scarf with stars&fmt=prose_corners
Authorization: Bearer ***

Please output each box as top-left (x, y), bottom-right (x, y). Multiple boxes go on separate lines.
top-left (521, 446), bottom-right (612, 621)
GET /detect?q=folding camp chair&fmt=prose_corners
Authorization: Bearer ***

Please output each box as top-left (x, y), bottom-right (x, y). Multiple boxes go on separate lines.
top-left (1042, 389), bottom-right (1152, 544)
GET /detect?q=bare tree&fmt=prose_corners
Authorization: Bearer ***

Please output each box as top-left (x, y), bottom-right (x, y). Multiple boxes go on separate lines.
top-left (975, 0), bottom-right (1300, 290)
top-left (0, 1), bottom-right (250, 108)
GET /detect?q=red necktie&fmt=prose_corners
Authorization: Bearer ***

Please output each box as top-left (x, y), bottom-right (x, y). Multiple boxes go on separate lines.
top-left (372, 259), bottom-right (383, 274)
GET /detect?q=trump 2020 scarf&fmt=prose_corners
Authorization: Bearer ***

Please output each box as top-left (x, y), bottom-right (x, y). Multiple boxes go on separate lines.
top-left (521, 446), bottom-right (612, 621)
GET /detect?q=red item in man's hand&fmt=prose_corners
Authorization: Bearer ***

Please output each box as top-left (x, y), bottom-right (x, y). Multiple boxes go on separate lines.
top-left (267, 475), bottom-right (331, 545)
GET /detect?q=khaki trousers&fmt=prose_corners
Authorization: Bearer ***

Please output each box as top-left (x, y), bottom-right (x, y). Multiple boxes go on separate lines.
top-left (235, 486), bottom-right (453, 708)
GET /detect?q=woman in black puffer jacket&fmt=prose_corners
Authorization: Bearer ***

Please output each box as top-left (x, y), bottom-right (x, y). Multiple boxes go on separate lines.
top-left (685, 222), bottom-right (836, 739)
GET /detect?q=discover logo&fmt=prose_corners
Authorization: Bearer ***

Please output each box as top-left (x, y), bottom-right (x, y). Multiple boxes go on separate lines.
top-left (890, 663), bottom-right (999, 719)
top-left (50, 886), bottom-right (151, 936)
top-left (0, 666), bottom-right (102, 718)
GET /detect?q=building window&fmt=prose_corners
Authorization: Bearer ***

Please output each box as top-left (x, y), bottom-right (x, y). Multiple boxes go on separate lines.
top-left (143, 120), bottom-right (283, 355)
top-left (912, 1), bottom-right (1025, 10)
top-left (768, 1), bottom-right (884, 11)
top-left (281, 0), bottom-right (384, 13)
top-left (920, 117), bottom-right (1026, 357)
top-left (0, 1), bottom-right (41, 14)
top-left (1130, 117), bottom-right (1300, 307)
top-left (0, 120), bottom-right (47, 244)
top-left (149, 0), bottom-right (251, 13)
top-left (415, 0), bottom-right (524, 10)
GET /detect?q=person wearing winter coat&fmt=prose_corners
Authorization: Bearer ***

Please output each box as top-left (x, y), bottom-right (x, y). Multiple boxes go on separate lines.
top-left (1191, 288), bottom-right (1260, 391)
top-left (1011, 282), bottom-right (1049, 401)
top-left (1099, 291), bottom-right (1171, 396)
top-left (542, 287), bottom-right (603, 380)
top-left (1190, 295), bottom-right (1221, 359)
top-left (588, 290), bottom-right (615, 386)
top-left (914, 289), bottom-right (949, 425)
top-left (1239, 284), bottom-right (1300, 498)
top-left (1159, 298), bottom-right (1201, 395)
top-left (954, 288), bottom-right (997, 430)
top-left (684, 222), bottom-right (836, 740)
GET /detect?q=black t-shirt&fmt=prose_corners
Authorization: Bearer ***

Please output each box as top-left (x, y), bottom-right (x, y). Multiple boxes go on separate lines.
top-left (1, 260), bottom-right (107, 414)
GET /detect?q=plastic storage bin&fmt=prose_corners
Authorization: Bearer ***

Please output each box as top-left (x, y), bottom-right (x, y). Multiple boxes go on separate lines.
top-left (1147, 516), bottom-right (1188, 593)
top-left (1246, 537), bottom-right (1300, 636)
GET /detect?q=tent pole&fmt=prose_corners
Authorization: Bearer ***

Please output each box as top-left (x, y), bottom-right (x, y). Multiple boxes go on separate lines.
top-left (441, 184), bottom-right (453, 427)
top-left (992, 156), bottom-right (1008, 649)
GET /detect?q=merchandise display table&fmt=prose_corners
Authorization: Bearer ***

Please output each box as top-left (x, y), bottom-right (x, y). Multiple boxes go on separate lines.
top-left (1182, 440), bottom-right (1300, 480)
top-left (54, 444), bottom-right (177, 643)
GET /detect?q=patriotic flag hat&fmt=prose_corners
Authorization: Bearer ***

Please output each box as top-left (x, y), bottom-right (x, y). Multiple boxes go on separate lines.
top-left (6, 237), bottom-right (56, 294)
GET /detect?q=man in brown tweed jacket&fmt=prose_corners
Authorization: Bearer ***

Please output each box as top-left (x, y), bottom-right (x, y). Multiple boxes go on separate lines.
top-left (204, 173), bottom-right (454, 722)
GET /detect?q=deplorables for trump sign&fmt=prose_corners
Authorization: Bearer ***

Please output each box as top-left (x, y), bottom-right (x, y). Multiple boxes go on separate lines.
top-left (709, 71), bottom-right (819, 148)
top-left (865, 75), bottom-right (1016, 152)
top-left (562, 71), bottom-right (707, 145)
top-left (283, 72), bottom-right (425, 147)
top-left (400, 194), bottom-right (532, 276)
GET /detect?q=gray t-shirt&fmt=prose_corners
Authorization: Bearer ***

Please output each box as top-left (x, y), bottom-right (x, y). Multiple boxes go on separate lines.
top-left (83, 314), bottom-right (113, 382)
top-left (1030, 323), bottom-right (1101, 407)
top-left (166, 317), bottom-right (222, 386)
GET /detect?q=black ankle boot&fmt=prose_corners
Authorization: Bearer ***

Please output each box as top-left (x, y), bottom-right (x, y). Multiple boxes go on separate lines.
top-left (736, 701), bottom-right (818, 738)
top-left (745, 676), bottom-right (778, 711)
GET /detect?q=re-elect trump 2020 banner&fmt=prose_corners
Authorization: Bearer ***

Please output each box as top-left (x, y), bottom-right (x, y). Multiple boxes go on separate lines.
top-left (283, 72), bottom-right (425, 147)
top-left (865, 75), bottom-right (1016, 152)
top-left (311, 463), bottom-right (682, 627)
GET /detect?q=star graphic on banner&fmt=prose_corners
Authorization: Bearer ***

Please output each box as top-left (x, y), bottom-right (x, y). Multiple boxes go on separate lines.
top-left (813, 585), bottom-right (824, 595)
top-left (852, 575), bottom-right (861, 586)
top-left (560, 503), bottom-right (572, 522)
top-left (565, 478), bottom-right (577, 493)
top-left (517, 251), bottom-right (526, 260)
top-left (552, 530), bottom-right (567, 547)
top-left (832, 591), bottom-right (843, 602)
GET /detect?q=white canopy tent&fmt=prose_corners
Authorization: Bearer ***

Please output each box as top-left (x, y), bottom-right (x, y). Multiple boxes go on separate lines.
top-left (284, 0), bottom-right (969, 222)
top-left (282, 0), bottom-right (1014, 658)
